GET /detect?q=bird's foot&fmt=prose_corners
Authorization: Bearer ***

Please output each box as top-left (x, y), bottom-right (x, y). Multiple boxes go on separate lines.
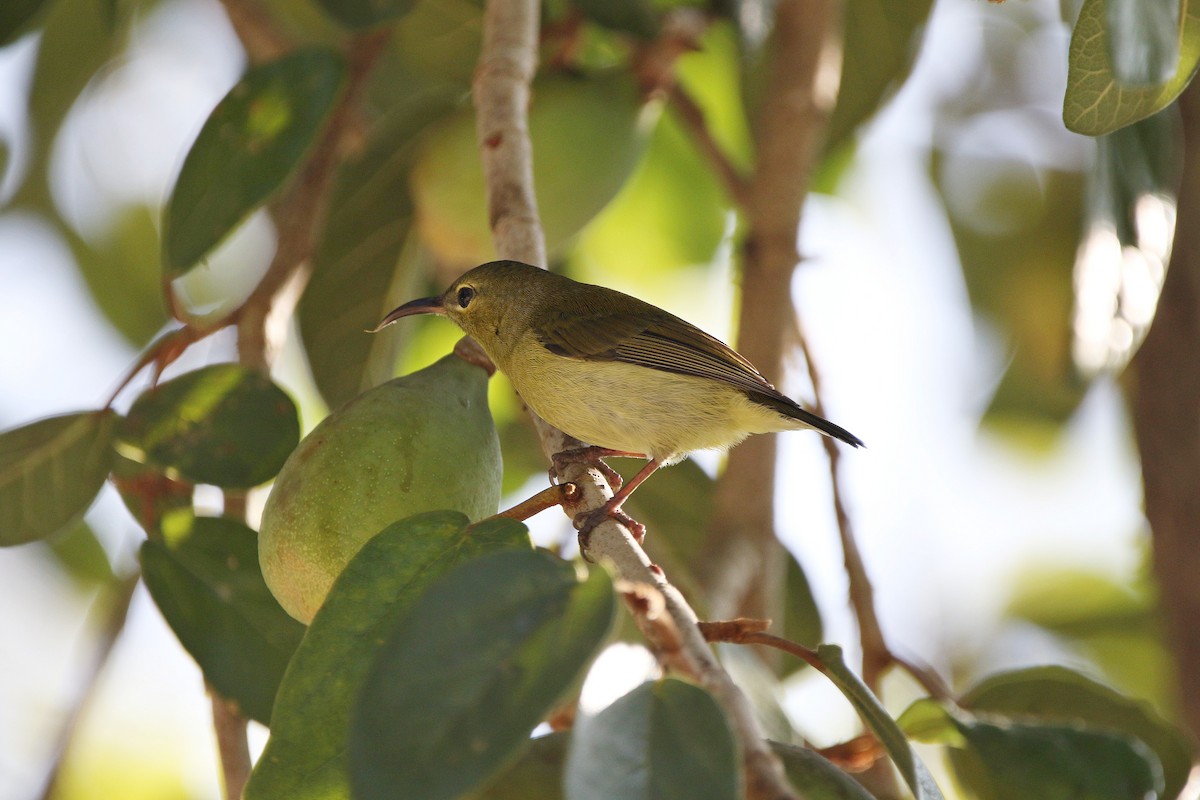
top-left (574, 503), bottom-right (647, 557)
top-left (550, 446), bottom-right (632, 491)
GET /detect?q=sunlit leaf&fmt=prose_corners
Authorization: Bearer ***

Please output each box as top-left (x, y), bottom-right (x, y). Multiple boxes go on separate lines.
top-left (245, 512), bottom-right (530, 800)
top-left (1105, 0), bottom-right (1182, 85)
top-left (299, 98), bottom-right (454, 408)
top-left (348, 549), bottom-right (616, 800)
top-left (117, 364), bottom-right (300, 488)
top-left (45, 522), bottom-right (115, 586)
top-left (825, 0), bottom-right (934, 153)
top-left (565, 679), bottom-right (738, 800)
top-left (163, 48), bottom-right (346, 275)
top-left (961, 666), bottom-right (1192, 800)
top-left (770, 742), bottom-right (876, 799)
top-left (816, 645), bottom-right (945, 799)
top-left (312, 0), bottom-right (415, 29)
top-left (0, 410), bottom-right (117, 546)
top-left (1064, 0), bottom-right (1200, 135)
top-left (140, 515), bottom-right (305, 724)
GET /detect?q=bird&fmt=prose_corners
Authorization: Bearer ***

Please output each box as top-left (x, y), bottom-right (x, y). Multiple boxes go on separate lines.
top-left (374, 260), bottom-right (861, 543)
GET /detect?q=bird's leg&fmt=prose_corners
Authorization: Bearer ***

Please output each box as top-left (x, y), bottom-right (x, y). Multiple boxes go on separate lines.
top-left (550, 446), bottom-right (644, 492)
top-left (575, 459), bottom-right (662, 551)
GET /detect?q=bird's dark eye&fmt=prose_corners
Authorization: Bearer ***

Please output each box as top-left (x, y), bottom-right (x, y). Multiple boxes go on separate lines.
top-left (457, 286), bottom-right (476, 308)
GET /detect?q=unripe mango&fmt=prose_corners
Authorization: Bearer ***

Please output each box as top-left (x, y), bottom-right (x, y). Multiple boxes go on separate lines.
top-left (259, 354), bottom-right (502, 622)
top-left (410, 70), bottom-right (659, 266)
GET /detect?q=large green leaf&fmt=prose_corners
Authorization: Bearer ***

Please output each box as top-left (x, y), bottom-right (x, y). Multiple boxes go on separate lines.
top-left (825, 0), bottom-right (934, 153)
top-left (140, 515), bottom-right (305, 724)
top-left (1105, 0), bottom-right (1182, 85)
top-left (299, 99), bottom-right (454, 408)
top-left (162, 48), bottom-right (346, 275)
top-left (905, 700), bottom-right (1163, 800)
top-left (116, 364), bottom-right (300, 488)
top-left (245, 512), bottom-right (530, 800)
top-left (347, 549), bottom-right (616, 800)
top-left (1064, 0), bottom-right (1200, 135)
top-left (312, 0), bottom-right (415, 29)
top-left (816, 645), bottom-right (944, 800)
top-left (960, 666), bottom-right (1192, 800)
top-left (565, 679), bottom-right (739, 800)
top-left (477, 732), bottom-right (569, 800)
top-left (0, 410), bottom-right (117, 546)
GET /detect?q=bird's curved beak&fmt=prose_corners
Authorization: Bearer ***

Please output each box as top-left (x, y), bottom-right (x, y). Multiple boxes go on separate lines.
top-left (371, 296), bottom-right (444, 332)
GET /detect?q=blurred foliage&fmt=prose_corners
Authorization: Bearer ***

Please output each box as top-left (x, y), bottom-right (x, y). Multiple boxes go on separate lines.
top-left (2, 0), bottom-right (1196, 798)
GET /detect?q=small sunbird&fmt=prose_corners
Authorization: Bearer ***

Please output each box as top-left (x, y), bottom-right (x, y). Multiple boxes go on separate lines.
top-left (375, 260), bottom-right (862, 540)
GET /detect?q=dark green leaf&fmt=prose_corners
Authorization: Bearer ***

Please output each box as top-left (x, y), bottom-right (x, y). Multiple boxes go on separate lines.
top-left (117, 364), bottom-right (300, 488)
top-left (770, 742), bottom-right (876, 800)
top-left (1105, 0), bottom-right (1181, 85)
top-left (783, 552), bottom-right (823, 654)
top-left (825, 0), bottom-right (934, 153)
top-left (245, 512), bottom-right (530, 800)
top-left (573, 0), bottom-right (660, 38)
top-left (348, 549), bottom-right (616, 800)
top-left (140, 516), bottom-right (306, 724)
top-left (961, 666), bottom-right (1192, 800)
top-left (815, 645), bottom-right (945, 799)
top-left (950, 715), bottom-right (1163, 800)
top-left (0, 0), bottom-right (50, 45)
top-left (299, 99), bottom-right (454, 408)
top-left (0, 410), bottom-right (117, 546)
top-left (313, 0), bottom-right (415, 29)
top-left (1064, 0), bottom-right (1200, 135)
top-left (1091, 108), bottom-right (1182, 245)
top-left (477, 732), bottom-right (568, 800)
top-left (163, 48), bottom-right (345, 275)
top-left (565, 679), bottom-right (738, 800)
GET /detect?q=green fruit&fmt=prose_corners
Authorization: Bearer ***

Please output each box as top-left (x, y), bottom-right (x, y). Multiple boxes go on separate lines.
top-left (259, 354), bottom-right (502, 622)
top-left (410, 70), bottom-right (659, 265)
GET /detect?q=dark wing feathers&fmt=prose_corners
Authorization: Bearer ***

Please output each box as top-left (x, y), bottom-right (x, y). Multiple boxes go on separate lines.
top-left (533, 301), bottom-right (864, 448)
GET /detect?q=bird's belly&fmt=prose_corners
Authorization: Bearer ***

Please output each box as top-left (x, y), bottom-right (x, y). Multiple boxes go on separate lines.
top-left (502, 354), bottom-right (786, 463)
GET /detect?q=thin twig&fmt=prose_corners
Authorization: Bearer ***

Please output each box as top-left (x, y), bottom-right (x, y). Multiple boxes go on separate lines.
top-left (795, 328), bottom-right (891, 690)
top-left (474, 2), bottom-right (799, 798)
top-left (667, 84), bottom-right (751, 208)
top-left (495, 483), bottom-right (578, 521)
top-left (210, 690), bottom-right (252, 800)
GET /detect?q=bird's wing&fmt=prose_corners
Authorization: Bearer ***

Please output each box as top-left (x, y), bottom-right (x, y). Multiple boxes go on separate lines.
top-left (534, 305), bottom-right (865, 448)
top-left (534, 306), bottom-right (783, 400)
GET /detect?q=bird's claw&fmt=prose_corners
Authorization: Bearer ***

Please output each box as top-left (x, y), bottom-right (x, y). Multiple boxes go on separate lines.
top-left (550, 448), bottom-right (624, 491)
top-left (573, 505), bottom-right (647, 557)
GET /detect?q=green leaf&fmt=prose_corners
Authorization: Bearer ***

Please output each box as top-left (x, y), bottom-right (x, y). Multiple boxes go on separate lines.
top-left (245, 512), bottom-right (530, 800)
top-left (565, 678), bottom-right (739, 800)
top-left (0, 410), bottom-right (117, 546)
top-left (347, 549), bottom-right (616, 800)
top-left (299, 99), bottom-right (454, 408)
top-left (116, 364), bottom-right (300, 488)
top-left (950, 715), bottom-right (1164, 800)
top-left (1064, 0), bottom-right (1200, 135)
top-left (312, 0), bottom-right (416, 29)
top-left (769, 742), bottom-right (876, 800)
top-left (45, 523), bottom-right (115, 586)
top-left (783, 552), bottom-right (823, 654)
top-left (815, 645), bottom-right (945, 800)
top-left (961, 666), bottom-right (1192, 800)
top-left (162, 48), bottom-right (346, 275)
top-left (477, 732), bottom-right (568, 800)
top-left (1105, 0), bottom-right (1181, 85)
top-left (140, 515), bottom-right (305, 724)
top-left (0, 0), bottom-right (51, 45)
top-left (825, 0), bottom-right (934, 153)
top-left (1091, 108), bottom-right (1182, 245)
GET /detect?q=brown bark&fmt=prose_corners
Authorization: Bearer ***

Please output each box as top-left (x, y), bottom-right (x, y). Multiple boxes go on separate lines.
top-left (1130, 78), bottom-right (1200, 743)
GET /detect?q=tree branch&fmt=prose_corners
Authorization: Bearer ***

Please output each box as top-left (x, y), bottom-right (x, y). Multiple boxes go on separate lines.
top-left (1130, 77), bottom-right (1200, 743)
top-left (474, 2), bottom-right (799, 797)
